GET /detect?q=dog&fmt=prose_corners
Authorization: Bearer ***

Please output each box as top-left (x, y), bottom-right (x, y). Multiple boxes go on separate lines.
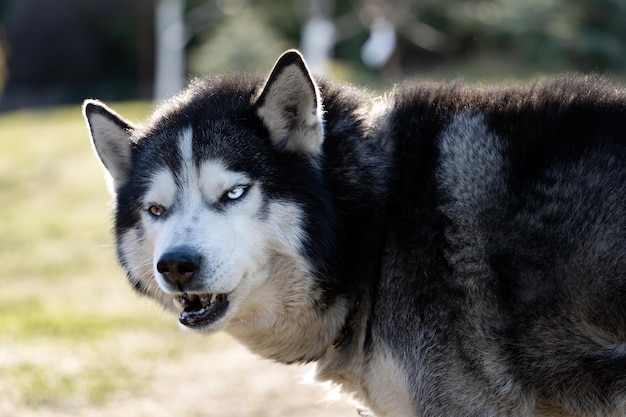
top-left (83, 50), bottom-right (626, 416)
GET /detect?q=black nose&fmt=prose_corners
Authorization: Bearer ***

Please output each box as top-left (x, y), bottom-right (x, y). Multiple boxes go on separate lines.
top-left (156, 247), bottom-right (201, 288)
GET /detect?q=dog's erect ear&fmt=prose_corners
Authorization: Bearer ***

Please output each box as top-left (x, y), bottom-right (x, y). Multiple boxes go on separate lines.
top-left (83, 99), bottom-right (135, 194)
top-left (255, 50), bottom-right (324, 157)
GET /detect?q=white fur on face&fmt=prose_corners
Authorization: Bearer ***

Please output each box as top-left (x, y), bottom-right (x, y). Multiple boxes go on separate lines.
top-left (118, 127), bottom-right (323, 338)
top-left (144, 169), bottom-right (177, 210)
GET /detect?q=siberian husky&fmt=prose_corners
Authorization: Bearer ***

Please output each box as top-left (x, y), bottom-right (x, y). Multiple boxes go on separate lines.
top-left (84, 50), bottom-right (626, 416)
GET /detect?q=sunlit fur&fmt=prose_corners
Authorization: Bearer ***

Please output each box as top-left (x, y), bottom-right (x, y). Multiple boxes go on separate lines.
top-left (85, 50), bottom-right (626, 416)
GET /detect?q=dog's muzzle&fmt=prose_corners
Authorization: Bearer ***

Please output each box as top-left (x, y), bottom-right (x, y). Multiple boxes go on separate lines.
top-left (157, 247), bottom-right (230, 328)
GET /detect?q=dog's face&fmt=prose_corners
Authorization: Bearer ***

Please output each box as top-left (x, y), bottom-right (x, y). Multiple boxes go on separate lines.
top-left (116, 133), bottom-right (310, 333)
top-left (84, 51), bottom-right (332, 335)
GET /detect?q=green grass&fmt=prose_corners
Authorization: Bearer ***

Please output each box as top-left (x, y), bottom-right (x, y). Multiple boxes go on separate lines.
top-left (0, 103), bottom-right (150, 281)
top-left (7, 359), bottom-right (140, 407)
top-left (0, 102), bottom-right (210, 410)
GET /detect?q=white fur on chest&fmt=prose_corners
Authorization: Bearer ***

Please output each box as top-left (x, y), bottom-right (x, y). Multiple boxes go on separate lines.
top-left (317, 344), bottom-right (417, 417)
top-left (363, 347), bottom-right (417, 417)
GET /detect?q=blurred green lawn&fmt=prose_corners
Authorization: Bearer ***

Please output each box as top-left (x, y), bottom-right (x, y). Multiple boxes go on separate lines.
top-left (0, 104), bottom-right (215, 410)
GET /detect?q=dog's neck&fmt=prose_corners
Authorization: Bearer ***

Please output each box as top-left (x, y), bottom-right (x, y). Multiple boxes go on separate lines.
top-left (224, 252), bottom-right (354, 364)
top-left (315, 286), bottom-right (374, 400)
top-left (226, 297), bottom-right (352, 364)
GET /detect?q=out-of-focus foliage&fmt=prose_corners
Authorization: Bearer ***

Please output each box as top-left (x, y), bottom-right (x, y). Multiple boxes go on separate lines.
top-left (0, 0), bottom-right (153, 110)
top-left (188, 6), bottom-right (291, 76)
top-left (186, 0), bottom-right (626, 83)
top-left (0, 0), bottom-right (625, 109)
top-left (415, 0), bottom-right (626, 77)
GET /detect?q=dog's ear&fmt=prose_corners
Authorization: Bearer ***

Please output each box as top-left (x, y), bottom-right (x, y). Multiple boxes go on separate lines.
top-left (255, 50), bottom-right (324, 157)
top-left (83, 99), bottom-right (135, 194)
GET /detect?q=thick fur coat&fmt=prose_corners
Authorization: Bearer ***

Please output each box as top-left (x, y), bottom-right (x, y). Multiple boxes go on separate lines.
top-left (84, 50), bottom-right (626, 416)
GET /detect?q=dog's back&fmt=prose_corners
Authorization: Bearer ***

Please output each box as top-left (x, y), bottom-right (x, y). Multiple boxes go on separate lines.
top-left (366, 77), bottom-right (626, 416)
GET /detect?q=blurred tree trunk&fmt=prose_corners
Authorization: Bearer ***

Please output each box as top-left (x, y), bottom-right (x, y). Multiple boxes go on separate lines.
top-left (300, 0), bottom-right (336, 74)
top-left (154, 0), bottom-right (185, 101)
top-left (136, 0), bottom-right (155, 99)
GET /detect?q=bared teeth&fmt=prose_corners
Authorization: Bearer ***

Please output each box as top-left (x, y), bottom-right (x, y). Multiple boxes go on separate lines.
top-left (176, 292), bottom-right (230, 328)
top-left (199, 294), bottom-right (214, 306)
top-left (174, 293), bottom-right (217, 312)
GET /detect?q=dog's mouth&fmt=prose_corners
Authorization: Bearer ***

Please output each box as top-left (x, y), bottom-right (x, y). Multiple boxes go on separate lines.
top-left (173, 293), bottom-right (230, 328)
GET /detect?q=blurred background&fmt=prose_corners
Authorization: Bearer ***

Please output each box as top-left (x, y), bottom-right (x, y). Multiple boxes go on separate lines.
top-left (1, 0), bottom-right (625, 110)
top-left (1, 1), bottom-right (625, 416)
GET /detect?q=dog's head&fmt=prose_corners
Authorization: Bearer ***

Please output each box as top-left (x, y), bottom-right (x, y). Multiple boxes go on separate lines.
top-left (83, 51), bottom-right (339, 343)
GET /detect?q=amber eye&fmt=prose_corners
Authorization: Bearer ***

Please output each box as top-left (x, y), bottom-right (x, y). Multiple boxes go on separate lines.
top-left (148, 204), bottom-right (166, 217)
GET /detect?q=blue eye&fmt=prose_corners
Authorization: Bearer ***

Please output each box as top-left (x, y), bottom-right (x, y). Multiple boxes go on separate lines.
top-left (225, 185), bottom-right (248, 201)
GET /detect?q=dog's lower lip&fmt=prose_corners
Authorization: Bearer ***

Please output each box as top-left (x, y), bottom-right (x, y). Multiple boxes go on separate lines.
top-left (175, 292), bottom-right (229, 328)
